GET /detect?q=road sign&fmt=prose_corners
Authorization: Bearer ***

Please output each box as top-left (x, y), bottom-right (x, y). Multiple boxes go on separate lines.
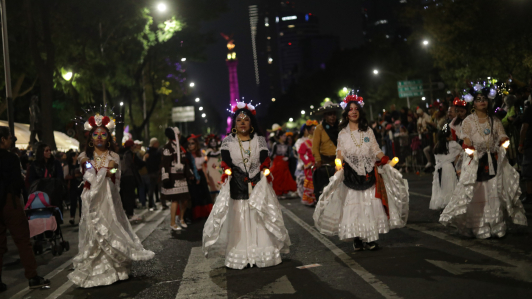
top-left (172, 106), bottom-right (195, 123)
top-left (397, 80), bottom-right (424, 98)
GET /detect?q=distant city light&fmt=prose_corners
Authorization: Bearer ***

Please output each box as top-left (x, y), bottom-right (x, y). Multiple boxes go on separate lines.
top-left (195, 98), bottom-right (200, 102)
top-left (373, 69), bottom-right (379, 75)
top-left (157, 3), bottom-right (167, 12)
top-left (343, 87), bottom-right (348, 92)
top-left (423, 40), bottom-right (429, 46)
top-left (189, 82), bottom-right (195, 87)
top-left (289, 118), bottom-right (294, 122)
top-left (201, 113), bottom-right (206, 118)
top-left (268, 57), bottom-right (273, 64)
top-left (288, 25), bottom-right (295, 28)
top-left (282, 16), bottom-right (297, 21)
top-left (301, 110), bottom-right (305, 115)
top-left (63, 71), bottom-right (73, 80)
top-left (447, 90), bottom-right (451, 94)
top-left (272, 98), bottom-right (276, 102)
top-left (324, 98), bottom-right (330, 102)
top-left (422, 97), bottom-right (426, 101)
top-left (199, 107), bottom-right (203, 111)
top-left (310, 105), bottom-right (314, 109)
top-left (120, 102), bottom-right (124, 106)
top-left (181, 58), bottom-right (186, 62)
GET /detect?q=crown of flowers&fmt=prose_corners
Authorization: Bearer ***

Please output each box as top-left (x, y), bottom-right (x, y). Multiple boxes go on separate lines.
top-left (306, 119), bottom-right (318, 126)
top-left (227, 101), bottom-right (261, 116)
top-left (340, 89), bottom-right (364, 109)
top-left (462, 80), bottom-right (497, 103)
top-left (74, 105), bottom-right (119, 132)
top-left (453, 97), bottom-right (467, 107)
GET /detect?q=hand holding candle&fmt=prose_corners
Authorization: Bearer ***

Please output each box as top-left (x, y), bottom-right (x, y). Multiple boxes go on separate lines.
top-left (263, 168), bottom-right (270, 176)
top-left (465, 148), bottom-right (475, 156)
top-left (502, 140), bottom-right (510, 149)
top-left (335, 159), bottom-right (342, 171)
top-left (389, 157), bottom-right (399, 167)
top-left (225, 168), bottom-right (232, 176)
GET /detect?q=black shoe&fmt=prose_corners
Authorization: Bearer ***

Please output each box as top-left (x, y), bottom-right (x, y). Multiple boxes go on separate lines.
top-left (353, 238), bottom-right (363, 251)
top-left (522, 195), bottom-right (532, 204)
top-left (69, 219), bottom-right (75, 225)
top-left (162, 205), bottom-right (169, 210)
top-left (29, 276), bottom-right (50, 289)
top-left (364, 242), bottom-right (379, 251)
top-left (0, 280), bottom-right (6, 292)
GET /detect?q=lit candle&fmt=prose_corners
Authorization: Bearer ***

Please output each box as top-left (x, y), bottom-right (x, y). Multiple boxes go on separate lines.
top-left (224, 169), bottom-right (232, 176)
top-left (389, 157), bottom-right (399, 167)
top-left (335, 159), bottom-right (342, 168)
top-left (263, 169), bottom-right (270, 176)
top-left (502, 140), bottom-right (510, 149)
top-left (465, 148), bottom-right (475, 155)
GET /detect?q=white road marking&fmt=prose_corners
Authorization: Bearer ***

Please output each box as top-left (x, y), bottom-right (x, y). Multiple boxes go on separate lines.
top-left (175, 247), bottom-right (227, 299)
top-left (426, 259), bottom-right (532, 282)
top-left (280, 206), bottom-right (403, 299)
top-left (238, 275), bottom-right (296, 298)
top-left (409, 191), bottom-right (431, 198)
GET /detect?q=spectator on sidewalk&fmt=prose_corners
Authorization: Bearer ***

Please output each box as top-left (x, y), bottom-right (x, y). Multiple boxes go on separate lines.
top-left (64, 151), bottom-right (83, 225)
top-left (417, 107), bottom-right (435, 169)
top-left (135, 140), bottom-right (151, 210)
top-left (120, 140), bottom-right (144, 221)
top-left (0, 126), bottom-right (51, 292)
top-left (145, 138), bottom-right (164, 210)
top-left (519, 104), bottom-right (532, 204)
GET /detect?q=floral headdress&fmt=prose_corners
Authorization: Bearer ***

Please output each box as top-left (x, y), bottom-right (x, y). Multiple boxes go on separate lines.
top-left (462, 79), bottom-right (497, 103)
top-left (74, 105), bottom-right (119, 132)
top-left (227, 101), bottom-right (260, 116)
top-left (204, 134), bottom-right (221, 146)
top-left (453, 97), bottom-right (467, 107)
top-left (306, 120), bottom-right (318, 126)
top-left (340, 89), bottom-right (364, 109)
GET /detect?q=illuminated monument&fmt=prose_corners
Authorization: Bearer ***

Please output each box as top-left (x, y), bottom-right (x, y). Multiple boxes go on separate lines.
top-left (221, 33), bottom-right (239, 132)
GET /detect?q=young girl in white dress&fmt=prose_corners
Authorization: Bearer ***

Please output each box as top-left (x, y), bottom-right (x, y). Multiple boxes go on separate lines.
top-left (440, 86), bottom-right (527, 238)
top-left (430, 124), bottom-right (462, 210)
top-left (68, 115), bottom-right (154, 288)
top-left (313, 93), bottom-right (409, 251)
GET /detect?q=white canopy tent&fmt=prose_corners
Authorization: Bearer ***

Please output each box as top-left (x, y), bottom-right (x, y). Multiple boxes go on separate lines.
top-left (0, 120), bottom-right (80, 151)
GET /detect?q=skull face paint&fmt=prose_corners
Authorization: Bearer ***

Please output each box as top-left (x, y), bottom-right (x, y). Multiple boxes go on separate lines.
top-left (92, 127), bottom-right (109, 148)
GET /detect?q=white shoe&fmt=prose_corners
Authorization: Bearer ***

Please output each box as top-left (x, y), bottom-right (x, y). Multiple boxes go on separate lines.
top-left (170, 225), bottom-right (182, 231)
top-left (424, 162), bottom-right (432, 168)
top-left (179, 221), bottom-right (188, 228)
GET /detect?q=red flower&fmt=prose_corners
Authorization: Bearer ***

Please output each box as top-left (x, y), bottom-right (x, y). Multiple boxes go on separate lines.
top-left (102, 116), bottom-right (110, 126)
top-left (88, 116), bottom-right (97, 128)
top-left (252, 110), bottom-right (256, 115)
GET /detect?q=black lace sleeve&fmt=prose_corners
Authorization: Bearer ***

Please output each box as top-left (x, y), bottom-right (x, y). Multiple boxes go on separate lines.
top-left (260, 150), bottom-right (268, 164)
top-left (222, 150), bottom-right (234, 168)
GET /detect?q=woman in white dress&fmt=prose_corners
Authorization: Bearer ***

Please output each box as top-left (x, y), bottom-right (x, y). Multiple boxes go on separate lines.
top-left (440, 86), bottom-right (527, 238)
top-left (68, 115), bottom-right (154, 288)
top-left (430, 124), bottom-right (462, 210)
top-left (203, 102), bottom-right (290, 269)
top-left (313, 92), bottom-right (409, 251)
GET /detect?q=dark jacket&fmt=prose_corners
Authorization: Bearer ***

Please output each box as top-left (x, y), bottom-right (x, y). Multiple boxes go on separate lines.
top-left (0, 149), bottom-right (25, 210)
top-left (121, 149), bottom-right (145, 184)
top-left (28, 158), bottom-right (64, 186)
top-left (146, 147), bottom-right (162, 174)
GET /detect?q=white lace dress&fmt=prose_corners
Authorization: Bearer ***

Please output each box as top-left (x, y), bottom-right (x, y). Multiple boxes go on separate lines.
top-left (430, 141), bottom-right (462, 210)
top-left (440, 114), bottom-right (527, 238)
top-left (313, 127), bottom-right (409, 242)
top-left (68, 151), bottom-right (154, 288)
top-left (294, 137), bottom-right (307, 198)
top-left (203, 135), bottom-right (291, 269)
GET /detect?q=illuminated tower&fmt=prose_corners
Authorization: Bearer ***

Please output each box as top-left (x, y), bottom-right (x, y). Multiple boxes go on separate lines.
top-left (221, 33), bottom-right (240, 132)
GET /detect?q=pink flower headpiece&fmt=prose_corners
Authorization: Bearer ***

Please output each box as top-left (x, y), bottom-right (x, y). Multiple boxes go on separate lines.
top-left (340, 89), bottom-right (364, 109)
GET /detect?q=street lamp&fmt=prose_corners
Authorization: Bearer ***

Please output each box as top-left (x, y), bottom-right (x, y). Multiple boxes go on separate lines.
top-left (189, 82), bottom-right (195, 87)
top-left (199, 106), bottom-right (203, 111)
top-left (201, 113), bottom-right (206, 118)
top-left (181, 58), bottom-right (186, 62)
top-left (272, 98), bottom-right (276, 102)
top-left (423, 40), bottom-right (429, 46)
top-left (310, 105), bottom-right (314, 109)
top-left (342, 87), bottom-right (348, 92)
top-left (195, 98), bottom-right (200, 102)
top-left (63, 71), bottom-right (73, 81)
top-left (157, 3), bottom-right (167, 12)
top-left (422, 97), bottom-right (426, 101)
top-left (120, 102), bottom-right (124, 106)
top-left (301, 110), bottom-right (305, 115)
top-left (373, 69), bottom-right (379, 75)
top-left (289, 118), bottom-right (293, 122)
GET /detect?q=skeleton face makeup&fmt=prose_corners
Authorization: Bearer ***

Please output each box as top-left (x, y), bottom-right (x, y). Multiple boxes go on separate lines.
top-left (92, 127), bottom-right (109, 148)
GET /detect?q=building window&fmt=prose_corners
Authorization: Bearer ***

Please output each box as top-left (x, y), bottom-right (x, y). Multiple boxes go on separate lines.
top-left (374, 20), bottom-right (388, 25)
top-left (267, 36), bottom-right (271, 40)
top-left (268, 57), bottom-right (273, 64)
top-left (265, 17), bottom-right (269, 27)
top-left (288, 24), bottom-right (295, 28)
top-left (280, 32), bottom-right (284, 36)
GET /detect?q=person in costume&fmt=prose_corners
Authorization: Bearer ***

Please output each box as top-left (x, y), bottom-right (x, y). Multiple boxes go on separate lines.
top-left (294, 119), bottom-right (318, 203)
top-left (298, 120), bottom-right (317, 206)
top-left (430, 124), bottom-right (462, 210)
top-left (204, 134), bottom-right (223, 202)
top-left (203, 101), bottom-right (290, 269)
top-left (312, 101), bottom-right (342, 199)
top-left (313, 91), bottom-right (409, 251)
top-left (270, 130), bottom-right (298, 198)
top-left (161, 127), bottom-right (194, 231)
top-left (449, 97), bottom-right (469, 145)
top-left (440, 83), bottom-right (527, 238)
top-left (187, 134), bottom-right (213, 219)
top-left (68, 115), bottom-right (154, 288)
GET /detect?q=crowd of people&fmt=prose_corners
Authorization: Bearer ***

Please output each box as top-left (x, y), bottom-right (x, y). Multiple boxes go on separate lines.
top-left (0, 78), bottom-right (530, 292)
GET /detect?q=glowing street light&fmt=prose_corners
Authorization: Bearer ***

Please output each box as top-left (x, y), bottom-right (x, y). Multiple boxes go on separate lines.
top-left (189, 82), bottom-right (195, 87)
top-left (199, 106), bottom-right (203, 111)
top-left (342, 87), bottom-right (348, 92)
top-left (63, 71), bottom-right (73, 81)
top-left (422, 97), bottom-right (426, 101)
top-left (289, 118), bottom-right (293, 122)
top-left (272, 98), bottom-right (276, 102)
top-left (157, 3), bottom-right (167, 12)
top-left (181, 58), bottom-right (186, 62)
top-left (201, 113), bottom-right (206, 118)
top-left (195, 98), bottom-right (200, 102)
top-left (301, 110), bottom-right (305, 115)
top-left (373, 69), bottom-right (379, 75)
top-left (423, 40), bottom-right (429, 46)
top-left (310, 105), bottom-right (314, 109)
top-left (120, 102), bottom-right (124, 106)
top-left (324, 98), bottom-right (330, 102)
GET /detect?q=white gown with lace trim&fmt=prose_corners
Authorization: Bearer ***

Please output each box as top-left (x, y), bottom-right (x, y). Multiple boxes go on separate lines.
top-left (68, 151), bottom-right (154, 288)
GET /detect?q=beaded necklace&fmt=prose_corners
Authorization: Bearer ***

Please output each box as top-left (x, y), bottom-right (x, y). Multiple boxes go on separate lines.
top-left (473, 113), bottom-right (491, 149)
top-left (93, 150), bottom-right (109, 170)
top-left (350, 129), bottom-right (364, 148)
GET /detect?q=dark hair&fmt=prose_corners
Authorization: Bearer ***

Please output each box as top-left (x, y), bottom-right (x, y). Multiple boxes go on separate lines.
top-left (84, 126), bottom-right (116, 160)
top-left (187, 137), bottom-right (202, 157)
top-left (231, 108), bottom-right (263, 138)
top-left (165, 127), bottom-right (176, 140)
top-left (473, 93), bottom-right (498, 136)
top-left (299, 124), bottom-right (315, 137)
top-left (434, 127), bottom-right (451, 155)
top-left (0, 126), bottom-right (10, 142)
top-left (338, 101), bottom-right (369, 132)
top-left (66, 151), bottom-right (78, 169)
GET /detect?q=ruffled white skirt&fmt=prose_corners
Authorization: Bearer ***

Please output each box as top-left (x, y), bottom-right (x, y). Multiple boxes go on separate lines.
top-left (314, 165), bottom-right (409, 243)
top-left (68, 168), bottom-right (154, 288)
top-left (430, 163), bottom-right (458, 210)
top-left (440, 147), bottom-right (527, 238)
top-left (203, 175), bottom-right (291, 269)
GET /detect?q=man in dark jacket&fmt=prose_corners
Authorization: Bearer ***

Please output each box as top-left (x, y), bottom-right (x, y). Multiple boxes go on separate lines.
top-left (120, 140), bottom-right (145, 221)
top-left (0, 126), bottom-right (50, 292)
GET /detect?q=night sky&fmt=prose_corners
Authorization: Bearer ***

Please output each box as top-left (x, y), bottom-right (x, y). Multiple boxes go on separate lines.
top-left (186, 0), bottom-right (363, 131)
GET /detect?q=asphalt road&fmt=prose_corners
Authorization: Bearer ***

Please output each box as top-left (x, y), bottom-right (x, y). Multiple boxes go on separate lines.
top-left (2, 173), bottom-right (532, 299)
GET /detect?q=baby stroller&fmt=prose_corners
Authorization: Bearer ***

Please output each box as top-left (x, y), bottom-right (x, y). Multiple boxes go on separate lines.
top-left (25, 191), bottom-right (70, 256)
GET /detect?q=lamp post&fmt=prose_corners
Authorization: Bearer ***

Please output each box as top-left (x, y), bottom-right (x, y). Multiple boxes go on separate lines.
top-left (0, 0), bottom-right (15, 146)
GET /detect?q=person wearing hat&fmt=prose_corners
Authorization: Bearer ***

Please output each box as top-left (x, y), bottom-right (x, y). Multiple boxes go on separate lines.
top-left (145, 137), bottom-right (164, 210)
top-left (162, 128), bottom-right (194, 230)
top-left (312, 101), bottom-right (342, 199)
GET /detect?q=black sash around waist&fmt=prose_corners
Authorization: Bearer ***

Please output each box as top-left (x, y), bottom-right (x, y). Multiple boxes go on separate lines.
top-left (477, 152), bottom-right (497, 182)
top-left (343, 162), bottom-right (375, 191)
top-left (230, 166), bottom-right (261, 200)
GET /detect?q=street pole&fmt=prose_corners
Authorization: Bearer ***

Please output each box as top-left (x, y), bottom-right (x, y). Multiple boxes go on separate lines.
top-left (142, 69), bottom-right (149, 143)
top-left (0, 0), bottom-right (15, 146)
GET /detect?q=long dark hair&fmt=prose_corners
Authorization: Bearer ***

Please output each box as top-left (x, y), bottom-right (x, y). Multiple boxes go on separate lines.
top-left (187, 137), bottom-right (202, 157)
top-left (36, 143), bottom-right (53, 165)
top-left (84, 126), bottom-right (116, 160)
top-left (0, 126), bottom-right (10, 142)
top-left (473, 94), bottom-right (497, 137)
top-left (338, 101), bottom-right (369, 132)
top-left (231, 108), bottom-right (263, 138)
top-left (434, 127), bottom-right (451, 155)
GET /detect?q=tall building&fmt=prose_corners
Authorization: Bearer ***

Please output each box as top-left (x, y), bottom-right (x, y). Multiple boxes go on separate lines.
top-left (362, 0), bottom-right (410, 43)
top-left (250, 1), bottom-right (339, 111)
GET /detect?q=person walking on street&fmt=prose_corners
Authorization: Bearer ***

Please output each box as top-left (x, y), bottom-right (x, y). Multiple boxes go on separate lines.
top-left (64, 151), bottom-right (83, 225)
top-left (145, 138), bottom-right (164, 210)
top-left (120, 140), bottom-right (144, 221)
top-left (0, 126), bottom-right (51, 291)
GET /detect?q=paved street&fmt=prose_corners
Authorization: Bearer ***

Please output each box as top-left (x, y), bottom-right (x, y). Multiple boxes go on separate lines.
top-left (2, 173), bottom-right (532, 299)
